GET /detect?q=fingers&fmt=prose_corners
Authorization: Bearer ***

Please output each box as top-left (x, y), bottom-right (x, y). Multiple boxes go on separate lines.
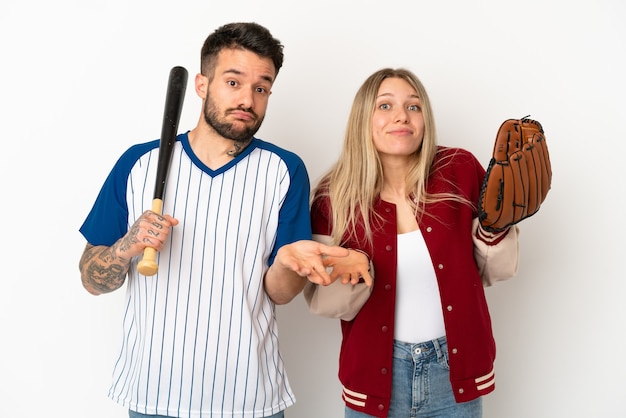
top-left (273, 241), bottom-right (364, 287)
top-left (303, 244), bottom-right (348, 284)
top-left (359, 270), bottom-right (374, 287)
top-left (337, 269), bottom-right (373, 287)
top-left (306, 265), bottom-right (333, 286)
top-left (129, 211), bottom-right (178, 252)
top-left (319, 244), bottom-right (350, 258)
top-left (323, 247), bottom-right (373, 287)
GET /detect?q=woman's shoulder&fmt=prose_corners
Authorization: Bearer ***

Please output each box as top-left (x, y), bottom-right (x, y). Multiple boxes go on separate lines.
top-left (311, 178), bottom-right (331, 207)
top-left (436, 145), bottom-right (475, 158)
top-left (434, 145), bottom-right (481, 167)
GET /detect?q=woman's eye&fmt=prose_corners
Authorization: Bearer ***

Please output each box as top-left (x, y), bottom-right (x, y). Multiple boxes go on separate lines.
top-left (228, 80), bottom-right (237, 87)
top-left (408, 104), bottom-right (419, 111)
top-left (379, 103), bottom-right (390, 110)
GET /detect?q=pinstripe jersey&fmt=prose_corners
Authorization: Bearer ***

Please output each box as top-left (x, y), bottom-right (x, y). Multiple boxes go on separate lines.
top-left (80, 132), bottom-right (312, 417)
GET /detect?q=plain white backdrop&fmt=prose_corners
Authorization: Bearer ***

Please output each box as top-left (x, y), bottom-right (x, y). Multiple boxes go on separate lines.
top-left (1, 1), bottom-right (624, 417)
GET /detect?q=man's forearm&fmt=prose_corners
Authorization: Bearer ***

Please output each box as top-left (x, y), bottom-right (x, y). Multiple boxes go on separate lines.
top-left (264, 265), bottom-right (307, 305)
top-left (79, 243), bottom-right (130, 295)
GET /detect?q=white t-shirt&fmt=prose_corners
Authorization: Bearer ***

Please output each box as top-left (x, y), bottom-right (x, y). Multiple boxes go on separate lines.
top-left (394, 229), bottom-right (446, 343)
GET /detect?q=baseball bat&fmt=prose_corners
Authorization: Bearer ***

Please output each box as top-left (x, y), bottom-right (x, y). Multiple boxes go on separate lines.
top-left (137, 66), bottom-right (188, 276)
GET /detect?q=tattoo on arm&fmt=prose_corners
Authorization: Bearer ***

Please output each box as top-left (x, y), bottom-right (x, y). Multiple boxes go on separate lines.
top-left (80, 243), bottom-right (130, 294)
top-left (118, 228), bottom-right (140, 252)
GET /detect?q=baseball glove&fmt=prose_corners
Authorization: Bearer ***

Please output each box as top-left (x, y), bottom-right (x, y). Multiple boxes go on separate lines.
top-left (478, 116), bottom-right (552, 232)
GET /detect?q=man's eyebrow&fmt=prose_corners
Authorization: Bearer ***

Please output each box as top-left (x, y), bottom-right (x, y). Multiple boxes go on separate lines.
top-left (222, 68), bottom-right (274, 84)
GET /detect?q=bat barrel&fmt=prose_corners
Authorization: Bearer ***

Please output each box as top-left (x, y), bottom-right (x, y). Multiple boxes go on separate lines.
top-left (154, 66), bottom-right (188, 200)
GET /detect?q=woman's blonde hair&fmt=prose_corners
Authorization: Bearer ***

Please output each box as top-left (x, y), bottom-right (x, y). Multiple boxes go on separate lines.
top-left (314, 68), bottom-right (469, 246)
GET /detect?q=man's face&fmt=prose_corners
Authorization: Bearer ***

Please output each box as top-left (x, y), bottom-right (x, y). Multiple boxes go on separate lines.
top-left (203, 48), bottom-right (275, 143)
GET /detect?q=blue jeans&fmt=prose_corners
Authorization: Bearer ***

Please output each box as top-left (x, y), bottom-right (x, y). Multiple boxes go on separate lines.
top-left (129, 410), bottom-right (285, 418)
top-left (345, 337), bottom-right (482, 418)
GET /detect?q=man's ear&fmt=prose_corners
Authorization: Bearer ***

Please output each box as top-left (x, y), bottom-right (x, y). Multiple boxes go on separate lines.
top-left (195, 73), bottom-right (208, 99)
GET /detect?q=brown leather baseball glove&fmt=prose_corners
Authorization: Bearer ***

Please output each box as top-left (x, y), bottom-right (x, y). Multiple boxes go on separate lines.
top-left (478, 117), bottom-right (552, 232)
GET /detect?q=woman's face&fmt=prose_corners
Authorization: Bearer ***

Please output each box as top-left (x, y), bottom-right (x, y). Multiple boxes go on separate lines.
top-left (371, 77), bottom-right (425, 158)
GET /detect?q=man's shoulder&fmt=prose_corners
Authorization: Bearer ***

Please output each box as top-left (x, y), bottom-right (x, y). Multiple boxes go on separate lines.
top-left (252, 138), bottom-right (306, 167)
top-left (114, 138), bottom-right (160, 169)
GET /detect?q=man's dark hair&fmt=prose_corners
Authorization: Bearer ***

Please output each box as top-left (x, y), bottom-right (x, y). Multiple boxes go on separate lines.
top-left (201, 22), bottom-right (284, 80)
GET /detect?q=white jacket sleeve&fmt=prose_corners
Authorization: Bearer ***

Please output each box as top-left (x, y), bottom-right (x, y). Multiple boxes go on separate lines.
top-left (472, 218), bottom-right (520, 286)
top-left (303, 234), bottom-right (374, 321)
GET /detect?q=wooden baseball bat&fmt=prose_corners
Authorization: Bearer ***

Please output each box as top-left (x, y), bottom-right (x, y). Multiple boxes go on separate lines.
top-left (137, 66), bottom-right (188, 276)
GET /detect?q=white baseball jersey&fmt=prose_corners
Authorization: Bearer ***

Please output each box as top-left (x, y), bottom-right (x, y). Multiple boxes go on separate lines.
top-left (80, 132), bottom-right (312, 417)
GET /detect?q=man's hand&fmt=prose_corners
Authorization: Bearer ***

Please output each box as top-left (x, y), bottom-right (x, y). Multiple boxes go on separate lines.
top-left (79, 210), bottom-right (178, 295)
top-left (273, 241), bottom-right (350, 286)
top-left (124, 210), bottom-right (179, 257)
top-left (265, 240), bottom-right (350, 305)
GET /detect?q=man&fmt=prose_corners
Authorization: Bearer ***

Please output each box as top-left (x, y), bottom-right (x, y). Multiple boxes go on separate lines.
top-left (79, 22), bottom-right (354, 418)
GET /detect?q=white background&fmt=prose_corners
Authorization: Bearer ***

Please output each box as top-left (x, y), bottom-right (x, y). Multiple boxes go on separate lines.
top-left (1, 1), bottom-right (624, 417)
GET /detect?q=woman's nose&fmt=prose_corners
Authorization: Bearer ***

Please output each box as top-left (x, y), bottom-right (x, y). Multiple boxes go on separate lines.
top-left (394, 109), bottom-right (409, 123)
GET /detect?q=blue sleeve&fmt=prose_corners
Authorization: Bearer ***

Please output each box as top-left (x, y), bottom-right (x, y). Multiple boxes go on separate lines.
top-left (79, 140), bottom-right (159, 246)
top-left (267, 146), bottom-right (313, 265)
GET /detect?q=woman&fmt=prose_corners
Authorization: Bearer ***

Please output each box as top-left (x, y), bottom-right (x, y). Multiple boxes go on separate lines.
top-left (305, 68), bottom-right (520, 418)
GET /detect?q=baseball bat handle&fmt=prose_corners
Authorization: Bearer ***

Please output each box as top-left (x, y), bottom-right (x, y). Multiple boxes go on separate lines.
top-left (137, 198), bottom-right (164, 276)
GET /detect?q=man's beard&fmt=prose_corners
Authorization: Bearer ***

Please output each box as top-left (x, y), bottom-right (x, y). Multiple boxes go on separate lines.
top-left (203, 95), bottom-right (264, 145)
